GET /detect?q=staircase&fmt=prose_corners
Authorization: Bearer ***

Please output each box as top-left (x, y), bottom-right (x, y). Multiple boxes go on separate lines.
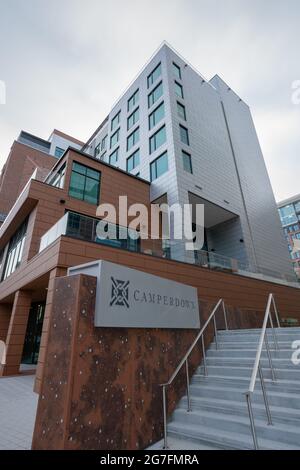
top-left (156, 327), bottom-right (300, 450)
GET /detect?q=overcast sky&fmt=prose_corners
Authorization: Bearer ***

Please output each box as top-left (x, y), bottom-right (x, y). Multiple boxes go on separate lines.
top-left (0, 0), bottom-right (299, 201)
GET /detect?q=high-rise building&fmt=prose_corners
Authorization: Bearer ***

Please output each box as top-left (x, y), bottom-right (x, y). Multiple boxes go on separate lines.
top-left (83, 42), bottom-right (293, 280)
top-left (278, 194), bottom-right (300, 279)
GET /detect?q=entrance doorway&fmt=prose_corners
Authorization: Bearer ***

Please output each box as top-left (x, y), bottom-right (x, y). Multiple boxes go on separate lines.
top-left (21, 303), bottom-right (45, 365)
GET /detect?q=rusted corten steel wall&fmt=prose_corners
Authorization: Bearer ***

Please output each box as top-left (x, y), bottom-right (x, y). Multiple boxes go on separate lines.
top-left (32, 273), bottom-right (268, 450)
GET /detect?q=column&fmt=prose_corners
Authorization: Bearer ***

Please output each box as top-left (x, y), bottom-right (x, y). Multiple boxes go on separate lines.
top-left (0, 290), bottom-right (32, 376)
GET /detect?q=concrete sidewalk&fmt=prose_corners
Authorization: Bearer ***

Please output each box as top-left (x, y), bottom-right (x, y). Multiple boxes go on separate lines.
top-left (0, 374), bottom-right (38, 450)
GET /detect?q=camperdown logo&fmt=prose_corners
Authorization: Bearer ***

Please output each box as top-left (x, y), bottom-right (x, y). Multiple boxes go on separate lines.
top-left (110, 277), bottom-right (130, 308)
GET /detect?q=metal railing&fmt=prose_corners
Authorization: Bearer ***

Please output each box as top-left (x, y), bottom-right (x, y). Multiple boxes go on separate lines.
top-left (160, 298), bottom-right (228, 449)
top-left (245, 293), bottom-right (281, 450)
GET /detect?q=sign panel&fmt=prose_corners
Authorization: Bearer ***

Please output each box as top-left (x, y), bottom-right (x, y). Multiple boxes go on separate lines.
top-left (68, 260), bottom-right (200, 329)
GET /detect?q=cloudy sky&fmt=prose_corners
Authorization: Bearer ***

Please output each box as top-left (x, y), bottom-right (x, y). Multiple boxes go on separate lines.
top-left (0, 0), bottom-right (299, 201)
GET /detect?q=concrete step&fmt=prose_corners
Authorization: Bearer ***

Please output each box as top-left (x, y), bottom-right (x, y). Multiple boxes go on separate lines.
top-left (171, 408), bottom-right (300, 447)
top-left (147, 436), bottom-right (220, 450)
top-left (191, 374), bottom-right (300, 393)
top-left (205, 356), bottom-right (299, 369)
top-left (168, 421), bottom-right (300, 450)
top-left (210, 341), bottom-right (294, 349)
top-left (206, 348), bottom-right (293, 359)
top-left (196, 365), bottom-right (300, 380)
top-left (217, 327), bottom-right (300, 335)
top-left (189, 383), bottom-right (300, 409)
top-left (177, 395), bottom-right (300, 425)
top-left (216, 333), bottom-right (300, 342)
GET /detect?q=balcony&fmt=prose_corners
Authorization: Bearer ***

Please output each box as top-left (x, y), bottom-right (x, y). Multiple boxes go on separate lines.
top-left (39, 211), bottom-right (299, 288)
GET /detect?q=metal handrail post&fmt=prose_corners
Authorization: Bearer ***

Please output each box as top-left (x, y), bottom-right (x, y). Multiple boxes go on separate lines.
top-left (245, 392), bottom-right (259, 450)
top-left (222, 301), bottom-right (229, 330)
top-left (271, 295), bottom-right (281, 328)
top-left (185, 360), bottom-right (191, 412)
top-left (201, 335), bottom-right (208, 377)
top-left (268, 312), bottom-right (279, 351)
top-left (264, 333), bottom-right (276, 382)
top-left (213, 315), bottom-right (219, 350)
top-left (258, 364), bottom-right (273, 425)
top-left (162, 386), bottom-right (168, 449)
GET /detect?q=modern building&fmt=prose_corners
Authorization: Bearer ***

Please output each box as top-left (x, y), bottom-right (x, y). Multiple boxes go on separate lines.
top-left (82, 42), bottom-right (293, 281)
top-left (0, 129), bottom-right (84, 224)
top-left (0, 44), bottom-right (298, 390)
top-left (278, 194), bottom-right (300, 279)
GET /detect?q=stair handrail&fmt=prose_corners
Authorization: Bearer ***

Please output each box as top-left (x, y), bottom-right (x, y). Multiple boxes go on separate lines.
top-left (245, 293), bottom-right (281, 450)
top-left (161, 298), bottom-right (227, 449)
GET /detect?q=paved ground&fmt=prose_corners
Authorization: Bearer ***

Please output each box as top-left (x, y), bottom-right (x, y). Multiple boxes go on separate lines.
top-left (0, 374), bottom-right (38, 450)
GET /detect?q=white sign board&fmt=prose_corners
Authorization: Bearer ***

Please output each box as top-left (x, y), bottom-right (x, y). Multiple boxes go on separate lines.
top-left (68, 260), bottom-right (200, 329)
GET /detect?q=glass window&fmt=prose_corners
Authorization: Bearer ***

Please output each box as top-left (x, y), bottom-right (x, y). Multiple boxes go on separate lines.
top-left (109, 148), bottom-right (119, 166)
top-left (147, 63), bottom-right (162, 88)
top-left (54, 146), bottom-right (65, 158)
top-left (150, 152), bottom-right (168, 182)
top-left (182, 150), bottom-right (193, 174)
top-left (127, 149), bottom-right (140, 172)
top-left (127, 127), bottom-right (139, 151)
top-left (69, 162), bottom-right (101, 205)
top-left (110, 128), bottom-right (120, 148)
top-left (295, 201), bottom-right (300, 213)
top-left (175, 81), bottom-right (184, 99)
top-left (148, 81), bottom-right (163, 108)
top-left (101, 135), bottom-right (107, 151)
top-left (173, 62), bottom-right (181, 80)
top-left (279, 205), bottom-right (298, 226)
top-left (94, 143), bottom-right (100, 157)
top-left (127, 107), bottom-right (139, 130)
top-left (128, 89), bottom-right (139, 112)
top-left (111, 111), bottom-right (120, 131)
top-left (149, 102), bottom-right (165, 130)
top-left (177, 101), bottom-right (186, 120)
top-left (2, 218), bottom-right (28, 281)
top-left (180, 125), bottom-right (189, 145)
top-left (149, 125), bottom-right (166, 154)
top-left (48, 163), bottom-right (66, 189)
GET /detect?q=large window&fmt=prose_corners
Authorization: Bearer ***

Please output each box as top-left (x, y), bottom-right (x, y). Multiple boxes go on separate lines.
top-left (2, 218), bottom-right (28, 281)
top-left (150, 152), bottom-right (168, 181)
top-left (127, 107), bottom-right (139, 130)
top-left (110, 128), bottom-right (120, 148)
top-left (175, 81), bottom-right (184, 99)
top-left (149, 125), bottom-right (166, 154)
top-left (127, 149), bottom-right (140, 172)
top-left (54, 146), bottom-right (65, 158)
top-left (148, 81), bottom-right (163, 108)
top-left (48, 163), bottom-right (66, 189)
top-left (177, 101), bottom-right (186, 120)
top-left (180, 125), bottom-right (189, 145)
top-left (147, 63), bottom-right (161, 88)
top-left (69, 162), bottom-right (101, 205)
top-left (111, 111), bottom-right (120, 131)
top-left (109, 148), bottom-right (119, 166)
top-left (127, 127), bottom-right (139, 151)
top-left (173, 62), bottom-right (181, 80)
top-left (101, 135), bottom-right (107, 151)
top-left (279, 205), bottom-right (298, 227)
top-left (182, 150), bottom-right (193, 174)
top-left (149, 102), bottom-right (165, 130)
top-left (128, 89), bottom-right (139, 112)
top-left (94, 143), bottom-right (100, 158)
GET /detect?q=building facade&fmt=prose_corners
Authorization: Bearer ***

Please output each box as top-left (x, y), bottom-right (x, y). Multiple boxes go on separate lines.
top-left (0, 129), bottom-right (83, 224)
top-left (278, 194), bottom-right (300, 279)
top-left (82, 43), bottom-right (293, 280)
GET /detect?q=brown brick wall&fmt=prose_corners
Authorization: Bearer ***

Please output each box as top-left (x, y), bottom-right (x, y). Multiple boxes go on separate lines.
top-left (0, 141), bottom-right (56, 216)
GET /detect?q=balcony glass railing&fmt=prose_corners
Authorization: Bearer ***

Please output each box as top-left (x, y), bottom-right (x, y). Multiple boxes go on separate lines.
top-left (39, 211), bottom-right (299, 288)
